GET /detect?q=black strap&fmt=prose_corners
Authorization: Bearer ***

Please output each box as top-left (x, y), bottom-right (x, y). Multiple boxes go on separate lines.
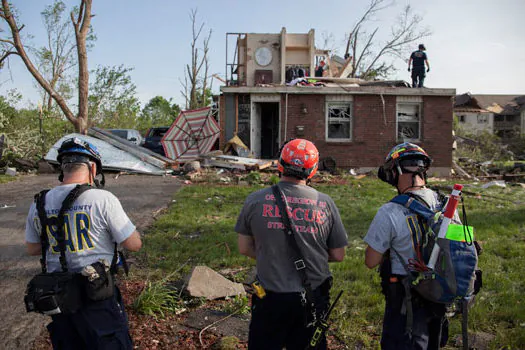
top-left (271, 185), bottom-right (315, 304)
top-left (461, 298), bottom-right (469, 350)
top-left (35, 190), bottom-right (50, 273)
top-left (110, 246), bottom-right (129, 275)
top-left (35, 184), bottom-right (92, 272)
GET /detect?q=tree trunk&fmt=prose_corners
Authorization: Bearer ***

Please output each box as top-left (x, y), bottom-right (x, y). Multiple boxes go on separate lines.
top-left (72, 0), bottom-right (92, 135)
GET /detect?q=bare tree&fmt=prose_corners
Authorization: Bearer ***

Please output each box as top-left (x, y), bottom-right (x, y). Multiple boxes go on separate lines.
top-left (181, 9), bottom-right (212, 110)
top-left (0, 0), bottom-right (93, 134)
top-left (36, 1), bottom-right (95, 111)
top-left (344, 0), bottom-right (431, 79)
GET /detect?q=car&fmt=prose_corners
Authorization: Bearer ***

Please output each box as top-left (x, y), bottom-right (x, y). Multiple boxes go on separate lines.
top-left (143, 127), bottom-right (170, 156)
top-left (107, 129), bottom-right (143, 146)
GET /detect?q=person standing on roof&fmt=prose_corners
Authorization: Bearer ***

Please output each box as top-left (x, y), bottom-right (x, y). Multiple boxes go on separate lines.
top-left (25, 137), bottom-right (142, 349)
top-left (236, 138), bottom-right (348, 350)
top-left (408, 44), bottom-right (430, 88)
top-left (363, 143), bottom-right (449, 349)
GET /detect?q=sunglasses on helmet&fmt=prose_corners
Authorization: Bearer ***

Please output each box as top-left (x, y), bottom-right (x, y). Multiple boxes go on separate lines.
top-left (398, 158), bottom-right (427, 173)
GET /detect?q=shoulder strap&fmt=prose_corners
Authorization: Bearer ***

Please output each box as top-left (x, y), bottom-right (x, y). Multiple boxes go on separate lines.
top-left (271, 185), bottom-right (315, 304)
top-left (35, 189), bottom-right (51, 273)
top-left (38, 184), bottom-right (92, 272)
top-left (390, 194), bottom-right (435, 220)
top-left (56, 184), bottom-right (92, 272)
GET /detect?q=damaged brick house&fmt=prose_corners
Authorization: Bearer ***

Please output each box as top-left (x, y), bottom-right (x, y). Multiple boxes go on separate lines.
top-left (218, 28), bottom-right (456, 176)
top-left (454, 93), bottom-right (525, 139)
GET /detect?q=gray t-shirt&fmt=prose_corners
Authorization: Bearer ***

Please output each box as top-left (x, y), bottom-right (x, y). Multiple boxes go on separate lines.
top-left (364, 188), bottom-right (441, 275)
top-left (235, 181), bottom-right (348, 293)
top-left (25, 184), bottom-right (136, 273)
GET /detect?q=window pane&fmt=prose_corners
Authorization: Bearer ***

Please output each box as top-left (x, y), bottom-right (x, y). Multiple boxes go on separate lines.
top-left (398, 104), bottom-right (419, 121)
top-left (327, 103), bottom-right (351, 140)
top-left (397, 103), bottom-right (420, 141)
top-left (398, 122), bottom-right (420, 140)
top-left (328, 122), bottom-right (350, 139)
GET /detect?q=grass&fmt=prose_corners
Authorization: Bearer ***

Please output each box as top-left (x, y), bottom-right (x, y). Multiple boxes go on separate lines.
top-left (141, 177), bottom-right (525, 349)
top-left (0, 174), bottom-right (17, 184)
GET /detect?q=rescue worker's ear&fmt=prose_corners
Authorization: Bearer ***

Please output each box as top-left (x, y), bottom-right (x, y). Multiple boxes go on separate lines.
top-left (378, 166), bottom-right (397, 186)
top-left (377, 166), bottom-right (389, 183)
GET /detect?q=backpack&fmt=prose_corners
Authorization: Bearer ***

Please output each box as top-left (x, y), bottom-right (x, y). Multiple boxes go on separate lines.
top-left (390, 192), bottom-right (482, 305)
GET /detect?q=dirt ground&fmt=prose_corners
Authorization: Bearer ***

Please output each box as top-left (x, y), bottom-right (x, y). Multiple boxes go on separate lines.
top-left (0, 172), bottom-right (181, 350)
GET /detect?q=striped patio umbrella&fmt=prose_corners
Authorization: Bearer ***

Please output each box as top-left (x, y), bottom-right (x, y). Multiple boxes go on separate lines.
top-left (161, 107), bottom-right (220, 161)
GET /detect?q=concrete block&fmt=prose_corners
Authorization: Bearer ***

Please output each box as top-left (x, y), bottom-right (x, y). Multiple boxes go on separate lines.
top-left (5, 167), bottom-right (16, 176)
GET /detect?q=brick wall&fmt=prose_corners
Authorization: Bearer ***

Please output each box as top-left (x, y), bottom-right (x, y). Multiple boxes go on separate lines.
top-left (219, 92), bottom-right (454, 175)
top-left (280, 94), bottom-right (453, 172)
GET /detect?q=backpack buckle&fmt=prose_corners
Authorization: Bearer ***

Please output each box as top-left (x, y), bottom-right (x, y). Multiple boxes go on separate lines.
top-left (294, 259), bottom-right (306, 270)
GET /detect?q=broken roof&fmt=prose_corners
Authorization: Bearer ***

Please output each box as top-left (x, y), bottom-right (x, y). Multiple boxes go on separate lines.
top-left (454, 93), bottom-right (525, 114)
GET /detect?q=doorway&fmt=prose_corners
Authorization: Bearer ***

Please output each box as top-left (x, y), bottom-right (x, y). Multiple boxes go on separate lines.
top-left (252, 102), bottom-right (279, 159)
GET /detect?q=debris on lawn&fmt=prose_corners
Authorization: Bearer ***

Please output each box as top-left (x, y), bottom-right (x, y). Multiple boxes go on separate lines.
top-left (481, 180), bottom-right (506, 189)
top-left (184, 266), bottom-right (246, 300)
top-left (223, 134), bottom-right (253, 158)
top-left (4, 167), bottom-right (16, 176)
top-left (201, 153), bottom-right (277, 171)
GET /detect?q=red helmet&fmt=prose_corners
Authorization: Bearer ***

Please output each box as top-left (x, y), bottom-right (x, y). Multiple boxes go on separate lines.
top-left (277, 139), bottom-right (319, 179)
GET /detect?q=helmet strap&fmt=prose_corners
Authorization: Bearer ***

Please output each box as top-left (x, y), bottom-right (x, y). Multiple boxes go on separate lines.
top-left (94, 173), bottom-right (105, 188)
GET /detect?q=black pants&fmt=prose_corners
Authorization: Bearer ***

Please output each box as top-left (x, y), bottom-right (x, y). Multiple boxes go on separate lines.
top-left (47, 287), bottom-right (132, 350)
top-left (248, 283), bottom-right (330, 350)
top-left (411, 67), bottom-right (426, 88)
top-left (381, 285), bottom-right (447, 350)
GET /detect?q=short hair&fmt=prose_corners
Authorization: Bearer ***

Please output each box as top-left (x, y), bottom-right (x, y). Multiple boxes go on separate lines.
top-left (61, 162), bottom-right (90, 174)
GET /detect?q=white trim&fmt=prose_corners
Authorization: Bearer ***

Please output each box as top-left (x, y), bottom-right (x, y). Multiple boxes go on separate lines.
top-left (325, 94), bottom-right (354, 102)
top-left (397, 95), bottom-right (423, 103)
top-left (396, 102), bottom-right (422, 142)
top-left (251, 93), bottom-right (281, 102)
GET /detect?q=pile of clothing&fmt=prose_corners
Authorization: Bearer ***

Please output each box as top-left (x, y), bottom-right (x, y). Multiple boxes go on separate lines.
top-left (286, 78), bottom-right (325, 87)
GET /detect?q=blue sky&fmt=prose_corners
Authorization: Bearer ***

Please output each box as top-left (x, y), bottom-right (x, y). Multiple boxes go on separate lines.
top-left (1, 0), bottom-right (524, 109)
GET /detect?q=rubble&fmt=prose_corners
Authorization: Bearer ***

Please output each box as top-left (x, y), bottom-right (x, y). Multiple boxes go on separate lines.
top-left (184, 266), bottom-right (246, 300)
top-left (4, 167), bottom-right (16, 176)
top-left (45, 130), bottom-right (176, 175)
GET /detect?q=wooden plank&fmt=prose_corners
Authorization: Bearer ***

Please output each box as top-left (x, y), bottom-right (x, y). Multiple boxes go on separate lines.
top-left (88, 128), bottom-right (177, 169)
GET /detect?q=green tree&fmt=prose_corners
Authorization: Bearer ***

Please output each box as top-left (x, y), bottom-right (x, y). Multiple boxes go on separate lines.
top-left (139, 96), bottom-right (180, 132)
top-left (88, 64), bottom-right (140, 128)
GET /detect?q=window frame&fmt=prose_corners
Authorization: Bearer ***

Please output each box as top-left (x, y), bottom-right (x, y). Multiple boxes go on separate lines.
top-left (396, 102), bottom-right (422, 142)
top-left (477, 114), bottom-right (488, 124)
top-left (325, 101), bottom-right (353, 142)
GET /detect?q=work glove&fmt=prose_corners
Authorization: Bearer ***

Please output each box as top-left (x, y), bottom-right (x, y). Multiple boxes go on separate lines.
top-left (427, 67), bottom-right (430, 72)
top-left (407, 67), bottom-right (411, 72)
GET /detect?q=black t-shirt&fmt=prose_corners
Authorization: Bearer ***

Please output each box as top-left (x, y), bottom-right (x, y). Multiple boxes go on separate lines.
top-left (410, 50), bottom-right (427, 67)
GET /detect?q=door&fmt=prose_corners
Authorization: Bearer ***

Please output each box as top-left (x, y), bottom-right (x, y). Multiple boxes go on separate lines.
top-left (251, 102), bottom-right (279, 159)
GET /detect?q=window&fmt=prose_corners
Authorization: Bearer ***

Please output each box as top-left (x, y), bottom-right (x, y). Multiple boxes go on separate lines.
top-left (326, 102), bottom-right (352, 141)
top-left (477, 114), bottom-right (488, 124)
top-left (397, 103), bottom-right (422, 141)
top-left (458, 115), bottom-right (465, 123)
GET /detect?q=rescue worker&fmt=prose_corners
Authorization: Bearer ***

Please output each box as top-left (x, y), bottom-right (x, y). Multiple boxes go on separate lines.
top-left (25, 137), bottom-right (142, 349)
top-left (408, 44), bottom-right (430, 88)
top-left (236, 138), bottom-right (348, 350)
top-left (363, 142), bottom-right (448, 349)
